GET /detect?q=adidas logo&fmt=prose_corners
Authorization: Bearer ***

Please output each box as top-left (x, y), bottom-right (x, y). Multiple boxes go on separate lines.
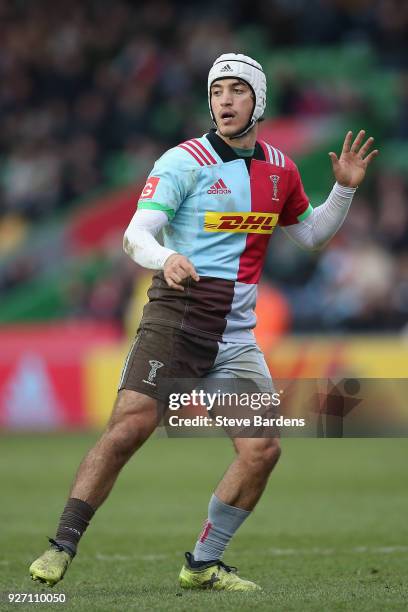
top-left (207, 179), bottom-right (231, 195)
top-left (220, 64), bottom-right (233, 72)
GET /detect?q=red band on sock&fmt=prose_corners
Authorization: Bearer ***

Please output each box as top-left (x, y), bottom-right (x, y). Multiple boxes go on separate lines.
top-left (199, 520), bottom-right (212, 543)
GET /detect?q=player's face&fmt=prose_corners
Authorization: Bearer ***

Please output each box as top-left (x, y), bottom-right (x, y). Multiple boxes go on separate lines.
top-left (210, 79), bottom-right (254, 137)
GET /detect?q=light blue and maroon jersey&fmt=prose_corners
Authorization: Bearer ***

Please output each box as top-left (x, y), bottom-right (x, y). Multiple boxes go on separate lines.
top-left (137, 130), bottom-right (312, 343)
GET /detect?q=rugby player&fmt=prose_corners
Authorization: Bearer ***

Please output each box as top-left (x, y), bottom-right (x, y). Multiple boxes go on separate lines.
top-left (29, 53), bottom-right (378, 591)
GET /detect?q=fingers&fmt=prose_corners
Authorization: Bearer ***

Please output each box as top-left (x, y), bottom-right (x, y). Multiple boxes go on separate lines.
top-left (166, 278), bottom-right (185, 291)
top-left (180, 260), bottom-right (200, 282)
top-left (364, 149), bottom-right (379, 165)
top-left (166, 264), bottom-right (186, 290)
top-left (344, 130), bottom-right (378, 160)
top-left (164, 263), bottom-right (185, 291)
top-left (164, 255), bottom-right (200, 290)
top-left (358, 136), bottom-right (374, 159)
top-left (173, 258), bottom-right (200, 282)
top-left (342, 131), bottom-right (353, 155)
top-left (328, 152), bottom-right (340, 174)
top-left (350, 129), bottom-right (366, 153)
top-left (166, 267), bottom-right (187, 291)
top-left (328, 151), bottom-right (339, 165)
top-left (170, 269), bottom-right (184, 284)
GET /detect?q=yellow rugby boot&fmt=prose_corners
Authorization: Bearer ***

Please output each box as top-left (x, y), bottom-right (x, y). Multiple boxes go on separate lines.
top-left (29, 539), bottom-right (73, 587)
top-left (179, 552), bottom-right (261, 591)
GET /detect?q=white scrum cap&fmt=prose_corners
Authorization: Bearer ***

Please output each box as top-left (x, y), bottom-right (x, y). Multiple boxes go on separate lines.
top-left (208, 53), bottom-right (267, 135)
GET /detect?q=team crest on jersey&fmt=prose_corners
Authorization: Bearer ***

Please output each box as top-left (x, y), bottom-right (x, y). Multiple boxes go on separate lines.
top-left (270, 175), bottom-right (280, 201)
top-left (204, 212), bottom-right (279, 234)
top-left (207, 179), bottom-right (231, 195)
top-left (140, 177), bottom-right (160, 200)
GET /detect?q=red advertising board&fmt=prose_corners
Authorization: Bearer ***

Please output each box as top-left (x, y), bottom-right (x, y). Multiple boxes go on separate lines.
top-left (0, 356), bottom-right (84, 429)
top-left (0, 322), bottom-right (121, 430)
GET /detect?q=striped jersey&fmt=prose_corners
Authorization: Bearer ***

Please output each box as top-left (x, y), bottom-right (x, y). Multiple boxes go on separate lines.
top-left (137, 130), bottom-right (312, 343)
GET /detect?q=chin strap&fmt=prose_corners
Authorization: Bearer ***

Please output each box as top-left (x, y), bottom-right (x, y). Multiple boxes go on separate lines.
top-left (214, 118), bottom-right (256, 140)
top-left (229, 118), bottom-right (256, 139)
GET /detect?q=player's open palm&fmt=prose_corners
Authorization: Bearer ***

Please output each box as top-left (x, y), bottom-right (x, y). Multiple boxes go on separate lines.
top-left (329, 130), bottom-right (379, 188)
top-left (164, 253), bottom-right (200, 291)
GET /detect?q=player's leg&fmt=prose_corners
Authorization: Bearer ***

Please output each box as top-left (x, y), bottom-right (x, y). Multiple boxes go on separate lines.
top-left (214, 436), bottom-right (281, 510)
top-left (68, 389), bottom-right (157, 509)
top-left (179, 437), bottom-right (280, 590)
top-left (29, 325), bottom-right (171, 586)
top-left (29, 389), bottom-right (158, 586)
top-left (180, 342), bottom-right (279, 590)
top-left (194, 342), bottom-right (280, 558)
top-left (179, 437), bottom-right (280, 591)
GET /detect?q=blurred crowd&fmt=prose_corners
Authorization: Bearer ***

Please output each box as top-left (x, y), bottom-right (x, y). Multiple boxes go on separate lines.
top-left (0, 0), bottom-right (407, 332)
top-left (269, 170), bottom-right (408, 332)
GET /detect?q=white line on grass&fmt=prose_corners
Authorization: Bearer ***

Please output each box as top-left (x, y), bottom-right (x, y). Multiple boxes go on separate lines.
top-left (94, 553), bottom-right (170, 562)
top-left (88, 546), bottom-right (408, 562)
top-left (266, 546), bottom-right (408, 556)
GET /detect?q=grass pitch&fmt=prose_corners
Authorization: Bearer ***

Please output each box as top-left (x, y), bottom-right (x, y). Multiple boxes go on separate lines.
top-left (0, 433), bottom-right (407, 611)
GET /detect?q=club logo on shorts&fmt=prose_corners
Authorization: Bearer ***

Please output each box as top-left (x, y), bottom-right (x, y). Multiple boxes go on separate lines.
top-left (140, 177), bottom-right (160, 200)
top-left (270, 175), bottom-right (280, 201)
top-left (143, 360), bottom-right (164, 386)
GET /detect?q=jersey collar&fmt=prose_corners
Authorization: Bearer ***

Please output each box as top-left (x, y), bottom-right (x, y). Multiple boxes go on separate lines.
top-left (205, 129), bottom-right (265, 163)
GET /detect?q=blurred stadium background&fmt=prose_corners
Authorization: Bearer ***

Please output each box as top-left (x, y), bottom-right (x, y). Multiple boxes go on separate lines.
top-left (0, 0), bottom-right (407, 428)
top-left (1, 2), bottom-right (407, 609)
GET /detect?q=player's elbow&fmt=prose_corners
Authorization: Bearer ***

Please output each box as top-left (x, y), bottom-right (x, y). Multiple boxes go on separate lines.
top-left (294, 239), bottom-right (322, 252)
top-left (123, 232), bottom-right (135, 258)
top-left (308, 242), bottom-right (324, 252)
top-left (309, 238), bottom-right (330, 251)
top-left (302, 234), bottom-right (328, 251)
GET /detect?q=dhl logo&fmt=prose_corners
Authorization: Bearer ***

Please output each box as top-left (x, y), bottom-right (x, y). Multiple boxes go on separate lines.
top-left (204, 212), bottom-right (279, 234)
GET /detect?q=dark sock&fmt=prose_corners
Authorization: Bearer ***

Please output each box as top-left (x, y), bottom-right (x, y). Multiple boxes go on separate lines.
top-left (55, 498), bottom-right (95, 556)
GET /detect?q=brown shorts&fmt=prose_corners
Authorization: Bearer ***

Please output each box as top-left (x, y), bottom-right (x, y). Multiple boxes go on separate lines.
top-left (118, 323), bottom-right (219, 400)
top-left (118, 323), bottom-right (277, 437)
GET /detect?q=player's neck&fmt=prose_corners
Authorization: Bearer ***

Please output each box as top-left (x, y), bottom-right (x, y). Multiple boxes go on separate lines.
top-left (216, 124), bottom-right (258, 150)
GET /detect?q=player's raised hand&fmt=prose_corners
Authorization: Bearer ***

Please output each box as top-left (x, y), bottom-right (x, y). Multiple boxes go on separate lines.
top-left (328, 130), bottom-right (379, 188)
top-left (164, 253), bottom-right (200, 291)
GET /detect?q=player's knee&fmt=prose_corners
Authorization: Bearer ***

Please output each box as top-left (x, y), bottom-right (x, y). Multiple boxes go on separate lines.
top-left (258, 439), bottom-right (281, 472)
top-left (265, 438), bottom-right (282, 468)
top-left (108, 412), bottom-right (155, 452)
top-left (105, 391), bottom-right (157, 460)
top-left (239, 438), bottom-right (281, 473)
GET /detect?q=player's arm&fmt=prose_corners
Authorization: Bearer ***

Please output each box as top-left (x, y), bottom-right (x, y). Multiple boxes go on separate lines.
top-left (123, 209), bottom-right (199, 292)
top-left (124, 148), bottom-right (200, 291)
top-left (282, 182), bottom-right (356, 251)
top-left (123, 208), bottom-right (174, 269)
top-left (282, 130), bottom-right (378, 251)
